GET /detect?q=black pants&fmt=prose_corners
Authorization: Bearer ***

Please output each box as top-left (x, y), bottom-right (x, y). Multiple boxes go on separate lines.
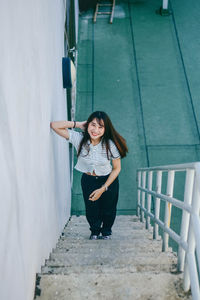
top-left (81, 173), bottom-right (119, 236)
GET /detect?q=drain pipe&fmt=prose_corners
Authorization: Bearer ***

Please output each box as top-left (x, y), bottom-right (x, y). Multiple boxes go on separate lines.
top-left (162, 0), bottom-right (168, 9)
top-left (156, 0), bottom-right (171, 16)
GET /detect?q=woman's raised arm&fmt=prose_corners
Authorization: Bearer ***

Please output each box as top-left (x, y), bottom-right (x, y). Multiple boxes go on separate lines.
top-left (50, 121), bottom-right (86, 139)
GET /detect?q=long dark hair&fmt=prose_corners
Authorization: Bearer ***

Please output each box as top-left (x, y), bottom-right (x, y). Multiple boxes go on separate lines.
top-left (77, 111), bottom-right (128, 159)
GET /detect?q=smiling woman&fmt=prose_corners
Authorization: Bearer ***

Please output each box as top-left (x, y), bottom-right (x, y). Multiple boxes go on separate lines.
top-left (50, 111), bottom-right (128, 240)
top-left (88, 119), bottom-right (105, 140)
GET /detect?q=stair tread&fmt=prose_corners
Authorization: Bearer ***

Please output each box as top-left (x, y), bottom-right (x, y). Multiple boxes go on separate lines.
top-left (36, 273), bottom-right (190, 300)
top-left (41, 262), bottom-right (176, 275)
top-left (45, 252), bottom-right (176, 268)
top-left (52, 243), bottom-right (164, 254)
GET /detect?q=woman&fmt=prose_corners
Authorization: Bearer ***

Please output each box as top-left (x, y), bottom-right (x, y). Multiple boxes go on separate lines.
top-left (50, 111), bottom-right (128, 240)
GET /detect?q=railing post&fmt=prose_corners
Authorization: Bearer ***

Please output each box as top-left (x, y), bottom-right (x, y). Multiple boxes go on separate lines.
top-left (184, 164), bottom-right (200, 294)
top-left (162, 170), bottom-right (175, 252)
top-left (178, 169), bottom-right (194, 272)
top-left (141, 171), bottom-right (146, 223)
top-left (153, 171), bottom-right (162, 240)
top-left (146, 171), bottom-right (153, 230)
top-left (137, 171), bottom-right (141, 217)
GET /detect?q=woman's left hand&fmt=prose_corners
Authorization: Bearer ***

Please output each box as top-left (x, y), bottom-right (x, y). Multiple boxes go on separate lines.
top-left (89, 188), bottom-right (104, 201)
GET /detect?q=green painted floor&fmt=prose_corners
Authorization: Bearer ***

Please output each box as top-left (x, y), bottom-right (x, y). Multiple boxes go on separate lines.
top-left (71, 0), bottom-right (200, 216)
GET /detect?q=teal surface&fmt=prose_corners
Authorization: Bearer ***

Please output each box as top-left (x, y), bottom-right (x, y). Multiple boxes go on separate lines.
top-left (71, 0), bottom-right (200, 217)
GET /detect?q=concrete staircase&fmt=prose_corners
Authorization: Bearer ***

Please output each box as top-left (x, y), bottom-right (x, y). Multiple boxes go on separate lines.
top-left (35, 216), bottom-right (191, 300)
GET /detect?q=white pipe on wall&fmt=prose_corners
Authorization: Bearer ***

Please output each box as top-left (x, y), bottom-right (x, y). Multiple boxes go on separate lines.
top-left (163, 0), bottom-right (169, 9)
top-left (74, 0), bottom-right (79, 45)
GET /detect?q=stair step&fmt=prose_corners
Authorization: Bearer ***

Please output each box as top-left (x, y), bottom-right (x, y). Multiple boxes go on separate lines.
top-left (62, 228), bottom-right (152, 236)
top-left (65, 216), bottom-right (148, 228)
top-left (64, 221), bottom-right (146, 227)
top-left (36, 272), bottom-right (188, 300)
top-left (52, 241), bottom-right (163, 254)
top-left (57, 230), bottom-right (156, 242)
top-left (49, 246), bottom-right (170, 260)
top-left (60, 233), bottom-right (155, 241)
top-left (45, 251), bottom-right (176, 268)
top-left (41, 260), bottom-right (176, 275)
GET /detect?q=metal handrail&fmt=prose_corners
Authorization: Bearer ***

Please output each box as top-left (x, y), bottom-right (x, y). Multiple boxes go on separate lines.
top-left (137, 162), bottom-right (200, 300)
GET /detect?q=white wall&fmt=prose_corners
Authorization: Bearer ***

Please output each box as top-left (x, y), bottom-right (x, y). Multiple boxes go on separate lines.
top-left (0, 1), bottom-right (71, 299)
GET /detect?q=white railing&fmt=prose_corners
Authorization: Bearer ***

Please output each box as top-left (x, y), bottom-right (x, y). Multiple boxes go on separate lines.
top-left (137, 162), bottom-right (200, 300)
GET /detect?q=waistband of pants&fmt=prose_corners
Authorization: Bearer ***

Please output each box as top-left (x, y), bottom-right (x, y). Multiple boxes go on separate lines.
top-left (82, 173), bottom-right (110, 181)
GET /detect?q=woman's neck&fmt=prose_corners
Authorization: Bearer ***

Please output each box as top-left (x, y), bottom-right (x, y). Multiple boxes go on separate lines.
top-left (90, 138), bottom-right (101, 146)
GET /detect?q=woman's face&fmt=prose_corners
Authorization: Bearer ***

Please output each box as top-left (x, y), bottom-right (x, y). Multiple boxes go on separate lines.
top-left (87, 118), bottom-right (105, 142)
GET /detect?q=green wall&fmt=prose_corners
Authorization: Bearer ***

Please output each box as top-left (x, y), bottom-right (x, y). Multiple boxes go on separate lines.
top-left (71, 0), bottom-right (200, 216)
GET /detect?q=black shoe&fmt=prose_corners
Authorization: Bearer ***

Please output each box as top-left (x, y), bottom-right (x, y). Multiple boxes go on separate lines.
top-left (89, 234), bottom-right (98, 240)
top-left (101, 235), bottom-right (111, 240)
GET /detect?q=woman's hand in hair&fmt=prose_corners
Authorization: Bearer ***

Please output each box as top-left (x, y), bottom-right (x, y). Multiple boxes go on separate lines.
top-left (77, 121), bottom-right (87, 131)
top-left (89, 187), bottom-right (104, 201)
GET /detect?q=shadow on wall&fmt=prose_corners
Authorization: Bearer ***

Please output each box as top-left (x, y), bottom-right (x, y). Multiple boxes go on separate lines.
top-left (79, 0), bottom-right (97, 12)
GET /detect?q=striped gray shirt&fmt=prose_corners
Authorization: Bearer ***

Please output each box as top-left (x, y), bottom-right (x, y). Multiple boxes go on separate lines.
top-left (68, 130), bottom-right (120, 176)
